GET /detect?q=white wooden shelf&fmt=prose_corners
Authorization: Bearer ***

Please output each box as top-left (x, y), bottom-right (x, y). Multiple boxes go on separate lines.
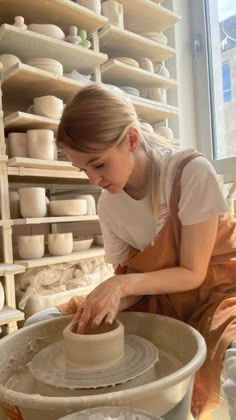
top-left (0, 24), bottom-right (108, 73)
top-left (98, 24), bottom-right (176, 61)
top-left (133, 96), bottom-right (179, 123)
top-left (1, 63), bottom-right (87, 105)
top-left (0, 0), bottom-right (107, 33)
top-left (4, 112), bottom-right (59, 134)
top-left (13, 215), bottom-right (99, 225)
top-left (0, 220), bottom-right (12, 227)
top-left (0, 306), bottom-right (24, 326)
top-left (7, 166), bottom-right (88, 183)
top-left (7, 157), bottom-right (79, 172)
top-left (0, 263), bottom-right (25, 276)
top-left (118, 0), bottom-right (181, 33)
top-left (14, 247), bottom-right (105, 268)
top-left (101, 59), bottom-right (177, 89)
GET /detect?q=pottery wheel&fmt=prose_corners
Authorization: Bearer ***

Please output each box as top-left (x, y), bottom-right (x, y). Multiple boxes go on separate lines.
top-left (30, 335), bottom-right (158, 389)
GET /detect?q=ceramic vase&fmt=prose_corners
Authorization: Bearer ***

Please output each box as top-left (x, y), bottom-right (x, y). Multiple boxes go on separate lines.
top-left (48, 233), bottom-right (73, 256)
top-left (13, 16), bottom-right (27, 29)
top-left (65, 26), bottom-right (82, 45)
top-left (76, 0), bottom-right (101, 14)
top-left (0, 282), bottom-right (5, 311)
top-left (19, 187), bottom-right (47, 218)
top-left (27, 129), bottom-right (55, 160)
top-left (17, 235), bottom-right (45, 259)
top-left (101, 0), bottom-right (124, 29)
top-left (8, 132), bottom-right (28, 158)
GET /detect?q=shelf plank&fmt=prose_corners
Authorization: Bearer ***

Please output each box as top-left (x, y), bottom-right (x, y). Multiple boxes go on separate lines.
top-left (7, 157), bottom-right (79, 172)
top-left (133, 96), bottom-right (179, 123)
top-left (0, 24), bottom-right (108, 73)
top-left (14, 247), bottom-right (105, 268)
top-left (118, 0), bottom-right (181, 33)
top-left (7, 166), bottom-right (88, 183)
top-left (4, 112), bottom-right (59, 134)
top-left (0, 263), bottom-right (25, 276)
top-left (0, 0), bottom-right (107, 32)
top-left (0, 306), bottom-right (24, 326)
top-left (98, 24), bottom-right (176, 61)
top-left (101, 59), bottom-right (177, 89)
top-left (13, 215), bottom-right (99, 225)
top-left (2, 63), bottom-right (87, 105)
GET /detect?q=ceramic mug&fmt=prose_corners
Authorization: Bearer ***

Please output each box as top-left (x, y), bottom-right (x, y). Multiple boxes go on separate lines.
top-left (101, 0), bottom-right (124, 29)
top-left (19, 187), bottom-right (47, 218)
top-left (76, 0), bottom-right (101, 14)
top-left (28, 96), bottom-right (63, 119)
top-left (27, 129), bottom-right (55, 160)
top-left (48, 233), bottom-right (73, 256)
top-left (17, 235), bottom-right (45, 259)
top-left (8, 132), bottom-right (28, 158)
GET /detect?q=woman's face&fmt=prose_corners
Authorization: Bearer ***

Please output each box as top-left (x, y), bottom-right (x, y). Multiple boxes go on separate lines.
top-left (62, 131), bottom-right (136, 194)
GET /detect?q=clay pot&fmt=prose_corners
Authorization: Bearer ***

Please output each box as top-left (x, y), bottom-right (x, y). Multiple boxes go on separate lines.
top-left (139, 58), bottom-right (154, 73)
top-left (17, 235), bottom-right (45, 260)
top-left (48, 233), bottom-right (73, 256)
top-left (65, 26), bottom-right (82, 45)
top-left (19, 187), bottom-right (47, 218)
top-left (49, 199), bottom-right (87, 216)
top-left (153, 63), bottom-right (170, 78)
top-left (29, 96), bottom-right (63, 119)
top-left (8, 132), bottom-right (28, 158)
top-left (95, 234), bottom-right (104, 246)
top-left (76, 194), bottom-right (96, 215)
top-left (26, 58), bottom-right (63, 76)
top-left (13, 16), bottom-right (27, 29)
top-left (27, 129), bottom-right (55, 160)
top-left (9, 191), bottom-right (21, 219)
top-left (0, 54), bottom-right (21, 72)
top-left (27, 24), bottom-right (65, 40)
top-left (76, 0), bottom-right (101, 14)
top-left (101, 0), bottom-right (124, 29)
top-left (148, 88), bottom-right (166, 103)
top-left (73, 237), bottom-right (94, 252)
top-left (0, 282), bottom-right (5, 311)
top-left (63, 320), bottom-right (124, 369)
top-left (155, 126), bottom-right (174, 140)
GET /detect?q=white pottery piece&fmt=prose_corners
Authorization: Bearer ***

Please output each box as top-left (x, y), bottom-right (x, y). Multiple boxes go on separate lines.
top-left (58, 407), bottom-right (162, 420)
top-left (49, 199), bottom-right (87, 216)
top-left (63, 70), bottom-right (91, 83)
top-left (95, 234), bottom-right (104, 246)
top-left (9, 191), bottom-right (21, 219)
top-left (153, 63), bottom-right (170, 78)
top-left (121, 86), bottom-right (140, 97)
top-left (155, 126), bottom-right (174, 140)
top-left (0, 54), bottom-right (21, 72)
top-left (0, 282), bottom-right (5, 311)
top-left (115, 57), bottom-right (139, 68)
top-left (73, 237), bottom-right (94, 252)
top-left (8, 132), bottom-right (28, 158)
top-left (76, 0), bottom-right (101, 14)
top-left (139, 58), bottom-right (154, 73)
top-left (27, 129), bottom-right (55, 161)
top-left (29, 96), bottom-right (63, 119)
top-left (148, 87), bottom-right (166, 103)
top-left (48, 233), bottom-right (73, 256)
top-left (65, 26), bottom-right (82, 45)
top-left (76, 194), bottom-right (96, 215)
top-left (17, 235), bottom-right (45, 260)
top-left (26, 58), bottom-right (63, 76)
top-left (27, 24), bottom-right (65, 40)
top-left (13, 16), bottom-right (27, 29)
top-left (140, 32), bottom-right (167, 45)
top-left (19, 187), bottom-right (47, 218)
top-left (101, 0), bottom-right (124, 29)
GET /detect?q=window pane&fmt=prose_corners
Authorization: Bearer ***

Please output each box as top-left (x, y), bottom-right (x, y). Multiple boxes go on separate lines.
top-left (206, 0), bottom-right (236, 159)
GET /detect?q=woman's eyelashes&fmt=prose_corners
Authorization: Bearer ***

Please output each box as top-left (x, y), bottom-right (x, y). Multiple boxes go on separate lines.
top-left (94, 163), bottom-right (105, 169)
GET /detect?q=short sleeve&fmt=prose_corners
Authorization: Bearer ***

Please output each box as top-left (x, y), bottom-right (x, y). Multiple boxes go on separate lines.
top-left (178, 157), bottom-right (228, 225)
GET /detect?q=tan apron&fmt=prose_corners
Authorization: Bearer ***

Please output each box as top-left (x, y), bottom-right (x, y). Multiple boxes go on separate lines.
top-left (58, 152), bottom-right (236, 419)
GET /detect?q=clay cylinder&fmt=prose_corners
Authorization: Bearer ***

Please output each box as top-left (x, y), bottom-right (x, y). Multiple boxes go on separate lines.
top-left (19, 187), bottom-right (47, 218)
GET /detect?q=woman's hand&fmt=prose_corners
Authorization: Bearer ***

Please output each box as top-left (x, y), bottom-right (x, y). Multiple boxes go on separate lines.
top-left (73, 275), bottom-right (125, 334)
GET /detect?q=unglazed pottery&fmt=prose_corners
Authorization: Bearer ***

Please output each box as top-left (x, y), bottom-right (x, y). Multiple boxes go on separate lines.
top-left (17, 235), bottom-right (45, 260)
top-left (48, 233), bottom-right (73, 256)
top-left (27, 129), bottom-right (55, 160)
top-left (8, 132), bottom-right (28, 158)
top-left (27, 58), bottom-right (63, 76)
top-left (153, 63), bottom-right (170, 78)
top-left (49, 199), bottom-right (87, 216)
top-left (73, 237), bottom-right (94, 252)
top-left (29, 96), bottom-right (63, 119)
top-left (140, 32), bottom-right (168, 45)
top-left (115, 57), bottom-right (139, 68)
top-left (139, 58), bottom-right (154, 73)
top-left (27, 24), bottom-right (65, 40)
top-left (9, 191), bottom-right (21, 219)
top-left (63, 70), bottom-right (91, 83)
top-left (0, 54), bottom-right (21, 72)
top-left (0, 281), bottom-right (5, 311)
top-left (13, 16), bottom-right (27, 29)
top-left (155, 126), bottom-right (174, 139)
top-left (101, 0), bottom-right (124, 29)
top-left (95, 234), bottom-right (104, 246)
top-left (19, 187), bottom-right (47, 218)
top-left (149, 87), bottom-right (166, 103)
top-left (76, 0), bottom-right (101, 14)
top-left (65, 26), bottom-right (82, 45)
top-left (58, 407), bottom-right (162, 420)
top-left (76, 194), bottom-right (96, 215)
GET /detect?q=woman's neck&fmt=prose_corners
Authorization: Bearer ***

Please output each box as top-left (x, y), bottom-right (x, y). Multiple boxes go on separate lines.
top-left (124, 150), bottom-right (149, 200)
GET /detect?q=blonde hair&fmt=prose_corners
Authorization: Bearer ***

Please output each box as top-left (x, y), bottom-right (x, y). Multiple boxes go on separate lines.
top-left (57, 84), bottom-right (179, 218)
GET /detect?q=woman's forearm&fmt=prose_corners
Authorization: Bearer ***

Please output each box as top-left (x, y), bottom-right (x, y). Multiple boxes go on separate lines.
top-left (119, 295), bottom-right (142, 311)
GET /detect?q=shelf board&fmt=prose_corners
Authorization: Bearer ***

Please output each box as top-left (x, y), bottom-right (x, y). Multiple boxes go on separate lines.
top-left (0, 24), bottom-right (108, 73)
top-left (2, 63), bottom-right (87, 105)
top-left (14, 247), bottom-right (105, 268)
top-left (0, 0), bottom-right (107, 32)
top-left (7, 166), bottom-right (88, 183)
top-left (132, 96), bottom-right (179, 123)
top-left (98, 24), bottom-right (176, 61)
top-left (0, 263), bottom-right (25, 276)
top-left (4, 112), bottom-right (59, 134)
top-left (7, 157), bottom-right (79, 172)
top-left (101, 59), bottom-right (177, 89)
top-left (13, 215), bottom-right (99, 225)
top-left (0, 306), bottom-right (24, 326)
top-left (118, 0), bottom-right (181, 33)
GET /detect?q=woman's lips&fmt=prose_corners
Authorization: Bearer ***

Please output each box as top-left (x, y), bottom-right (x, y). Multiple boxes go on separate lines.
top-left (102, 184), bottom-right (112, 189)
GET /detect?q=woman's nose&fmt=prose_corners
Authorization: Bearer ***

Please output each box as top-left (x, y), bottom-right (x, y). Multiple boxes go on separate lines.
top-left (88, 171), bottom-right (102, 186)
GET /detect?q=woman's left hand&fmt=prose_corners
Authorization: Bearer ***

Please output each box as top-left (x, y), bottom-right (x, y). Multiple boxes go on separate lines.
top-left (73, 275), bottom-right (125, 334)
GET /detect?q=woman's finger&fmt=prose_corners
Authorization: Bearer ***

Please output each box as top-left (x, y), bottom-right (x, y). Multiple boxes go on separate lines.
top-left (76, 304), bottom-right (92, 334)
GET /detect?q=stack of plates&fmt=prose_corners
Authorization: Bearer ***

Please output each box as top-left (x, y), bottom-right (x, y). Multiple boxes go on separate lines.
top-left (115, 57), bottom-right (139, 68)
top-left (140, 32), bottom-right (168, 45)
top-left (120, 86), bottom-right (140, 97)
top-left (27, 58), bottom-right (63, 76)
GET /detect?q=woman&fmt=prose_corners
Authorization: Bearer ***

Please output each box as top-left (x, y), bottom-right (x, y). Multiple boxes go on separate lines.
top-left (26, 84), bottom-right (236, 419)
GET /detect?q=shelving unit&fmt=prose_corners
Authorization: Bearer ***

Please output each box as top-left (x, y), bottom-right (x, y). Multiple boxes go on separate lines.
top-left (13, 215), bottom-right (99, 225)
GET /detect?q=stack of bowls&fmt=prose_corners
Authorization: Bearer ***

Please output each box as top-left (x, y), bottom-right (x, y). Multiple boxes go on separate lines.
top-left (27, 58), bottom-right (63, 76)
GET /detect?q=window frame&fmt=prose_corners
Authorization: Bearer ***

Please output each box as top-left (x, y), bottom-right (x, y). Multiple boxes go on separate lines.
top-left (189, 0), bottom-right (236, 182)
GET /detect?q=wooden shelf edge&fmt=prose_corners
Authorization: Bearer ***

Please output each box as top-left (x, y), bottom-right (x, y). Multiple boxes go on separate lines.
top-left (13, 215), bottom-right (99, 225)
top-left (0, 263), bottom-right (25, 276)
top-left (0, 306), bottom-right (24, 326)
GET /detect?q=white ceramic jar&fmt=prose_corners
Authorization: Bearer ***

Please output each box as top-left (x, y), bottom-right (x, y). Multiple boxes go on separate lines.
top-left (76, 0), bottom-right (101, 14)
top-left (27, 129), bottom-right (55, 160)
top-left (48, 233), bottom-right (73, 256)
top-left (17, 235), bottom-right (45, 259)
top-left (8, 132), bottom-right (28, 158)
top-left (29, 96), bottom-right (63, 119)
top-left (101, 0), bottom-right (124, 29)
top-left (19, 187), bottom-right (47, 218)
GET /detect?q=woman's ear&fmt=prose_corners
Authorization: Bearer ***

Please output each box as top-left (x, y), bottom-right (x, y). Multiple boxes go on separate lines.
top-left (128, 127), bottom-right (140, 152)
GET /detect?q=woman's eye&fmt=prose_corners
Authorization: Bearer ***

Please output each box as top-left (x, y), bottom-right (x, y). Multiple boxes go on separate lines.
top-left (95, 163), bottom-right (104, 169)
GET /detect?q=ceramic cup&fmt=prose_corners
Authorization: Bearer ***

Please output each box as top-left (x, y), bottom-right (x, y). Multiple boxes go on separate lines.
top-left (48, 233), bottom-right (73, 256)
top-left (9, 191), bottom-right (21, 219)
top-left (27, 129), bottom-right (55, 160)
top-left (63, 319), bottom-right (124, 369)
top-left (8, 132), bottom-right (28, 158)
top-left (17, 235), bottom-right (45, 259)
top-left (101, 0), bottom-right (124, 29)
top-left (76, 0), bottom-right (101, 14)
top-left (28, 96), bottom-right (63, 119)
top-left (19, 187), bottom-right (47, 218)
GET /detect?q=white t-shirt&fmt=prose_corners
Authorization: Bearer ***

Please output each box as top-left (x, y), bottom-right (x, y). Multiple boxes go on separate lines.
top-left (97, 149), bottom-right (228, 265)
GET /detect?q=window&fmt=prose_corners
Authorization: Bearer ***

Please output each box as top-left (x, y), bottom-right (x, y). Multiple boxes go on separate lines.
top-left (190, 0), bottom-right (236, 180)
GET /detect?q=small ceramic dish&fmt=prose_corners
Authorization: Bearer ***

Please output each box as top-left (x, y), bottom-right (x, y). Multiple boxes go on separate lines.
top-left (49, 199), bottom-right (87, 216)
top-left (73, 237), bottom-right (93, 252)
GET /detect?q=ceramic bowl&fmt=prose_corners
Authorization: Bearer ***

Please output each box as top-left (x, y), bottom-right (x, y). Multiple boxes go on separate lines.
top-left (48, 233), bottom-right (73, 256)
top-left (27, 24), bottom-right (65, 40)
top-left (49, 199), bottom-right (87, 216)
top-left (17, 235), bottom-right (45, 259)
top-left (58, 407), bottom-right (163, 420)
top-left (27, 58), bottom-right (63, 76)
top-left (73, 237), bottom-right (94, 252)
top-left (75, 194), bottom-right (96, 215)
